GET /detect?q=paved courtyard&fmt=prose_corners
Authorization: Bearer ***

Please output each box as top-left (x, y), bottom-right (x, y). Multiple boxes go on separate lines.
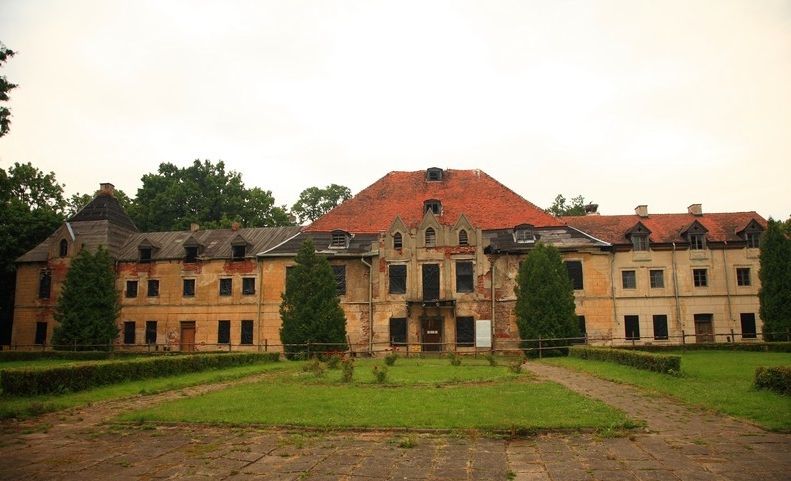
top-left (0, 362), bottom-right (788, 481)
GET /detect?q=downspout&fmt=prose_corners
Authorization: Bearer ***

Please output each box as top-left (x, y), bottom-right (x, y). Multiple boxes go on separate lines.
top-left (361, 257), bottom-right (373, 354)
top-left (608, 250), bottom-right (617, 344)
top-left (490, 257), bottom-right (496, 352)
top-left (722, 241), bottom-right (734, 330)
top-left (671, 242), bottom-right (682, 332)
top-left (256, 256), bottom-right (263, 350)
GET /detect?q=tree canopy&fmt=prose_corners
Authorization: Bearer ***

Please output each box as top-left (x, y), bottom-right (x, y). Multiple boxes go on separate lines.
top-left (279, 239), bottom-right (347, 359)
top-left (0, 42), bottom-right (16, 138)
top-left (291, 184), bottom-right (352, 224)
top-left (759, 219), bottom-right (791, 341)
top-left (52, 246), bottom-right (120, 348)
top-left (514, 243), bottom-right (579, 355)
top-left (546, 194), bottom-right (590, 217)
top-left (128, 160), bottom-right (291, 231)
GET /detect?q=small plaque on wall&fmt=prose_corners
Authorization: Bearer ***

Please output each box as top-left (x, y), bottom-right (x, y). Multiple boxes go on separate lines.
top-left (475, 320), bottom-right (491, 348)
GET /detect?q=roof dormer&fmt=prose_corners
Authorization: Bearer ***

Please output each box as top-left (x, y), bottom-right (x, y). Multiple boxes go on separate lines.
top-left (423, 199), bottom-right (442, 216)
top-left (426, 167), bottom-right (444, 181)
top-left (625, 222), bottom-right (651, 251)
top-left (513, 224), bottom-right (536, 244)
top-left (329, 230), bottom-right (352, 249)
top-left (230, 234), bottom-right (251, 259)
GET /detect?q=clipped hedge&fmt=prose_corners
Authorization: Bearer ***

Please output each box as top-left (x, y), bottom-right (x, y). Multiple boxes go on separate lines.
top-left (569, 346), bottom-right (681, 374)
top-left (1, 352), bottom-right (279, 396)
top-left (0, 351), bottom-right (146, 362)
top-left (754, 366), bottom-right (791, 396)
top-left (618, 342), bottom-right (791, 353)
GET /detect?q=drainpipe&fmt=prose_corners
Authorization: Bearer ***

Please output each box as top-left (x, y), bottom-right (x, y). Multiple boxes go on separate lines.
top-left (490, 257), bottom-right (496, 352)
top-left (608, 251), bottom-right (617, 344)
top-left (256, 256), bottom-right (264, 350)
top-left (722, 241), bottom-right (734, 329)
top-left (361, 257), bottom-right (373, 354)
top-left (671, 242), bottom-right (682, 333)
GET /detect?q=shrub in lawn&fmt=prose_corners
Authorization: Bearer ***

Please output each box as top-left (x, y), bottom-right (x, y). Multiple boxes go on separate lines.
top-left (754, 366), bottom-right (791, 396)
top-left (449, 353), bottom-right (462, 366)
top-left (384, 352), bottom-right (398, 366)
top-left (569, 346), bottom-right (680, 375)
top-left (372, 365), bottom-right (388, 384)
top-left (326, 355), bottom-right (341, 370)
top-left (509, 358), bottom-right (524, 373)
top-left (302, 359), bottom-right (324, 377)
top-left (485, 353), bottom-right (497, 367)
top-left (341, 358), bottom-right (354, 383)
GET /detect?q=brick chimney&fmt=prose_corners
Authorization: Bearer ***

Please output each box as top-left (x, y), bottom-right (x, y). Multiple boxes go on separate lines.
top-left (687, 204), bottom-right (703, 216)
top-left (635, 205), bottom-right (648, 218)
top-left (99, 183), bottom-right (115, 197)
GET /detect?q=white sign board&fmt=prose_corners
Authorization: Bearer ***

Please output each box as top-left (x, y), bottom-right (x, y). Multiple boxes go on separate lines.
top-left (475, 320), bottom-right (492, 348)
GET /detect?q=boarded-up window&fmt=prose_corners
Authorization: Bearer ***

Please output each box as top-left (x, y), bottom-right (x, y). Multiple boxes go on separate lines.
top-left (217, 320), bottom-right (230, 344)
top-left (456, 261), bottom-right (474, 293)
top-left (456, 316), bottom-right (474, 347)
top-left (232, 245), bottom-right (246, 259)
top-left (182, 279), bottom-right (195, 297)
top-left (458, 230), bottom-right (468, 246)
top-left (740, 313), bottom-right (756, 339)
top-left (390, 318), bottom-right (407, 345)
top-left (126, 280), bottom-right (138, 298)
top-left (147, 279), bottom-right (159, 297)
top-left (34, 322), bottom-right (47, 345)
top-left (139, 247), bottom-right (152, 263)
top-left (219, 278), bottom-right (232, 296)
top-left (425, 228), bottom-right (436, 247)
top-left (241, 320), bottom-right (254, 345)
top-left (625, 315), bottom-right (640, 340)
top-left (332, 266), bottom-right (346, 296)
top-left (38, 270), bottom-right (51, 299)
top-left (145, 321), bottom-right (157, 344)
top-left (389, 264), bottom-right (407, 294)
top-left (653, 315), bottom-right (668, 340)
top-left (123, 321), bottom-right (136, 344)
top-left (565, 261), bottom-right (583, 290)
top-left (59, 239), bottom-right (68, 257)
top-left (242, 277), bottom-right (255, 295)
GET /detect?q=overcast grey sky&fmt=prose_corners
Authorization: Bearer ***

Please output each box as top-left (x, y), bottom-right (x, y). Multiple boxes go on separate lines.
top-left (0, 0), bottom-right (789, 219)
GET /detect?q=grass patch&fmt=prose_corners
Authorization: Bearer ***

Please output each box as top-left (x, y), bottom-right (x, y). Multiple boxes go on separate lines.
top-left (118, 358), bottom-right (631, 431)
top-left (545, 350), bottom-right (791, 431)
top-left (0, 362), bottom-right (285, 419)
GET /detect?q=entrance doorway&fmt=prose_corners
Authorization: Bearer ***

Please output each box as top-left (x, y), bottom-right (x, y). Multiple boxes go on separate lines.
top-left (421, 317), bottom-right (443, 352)
top-left (180, 321), bottom-right (196, 352)
top-left (694, 314), bottom-right (714, 343)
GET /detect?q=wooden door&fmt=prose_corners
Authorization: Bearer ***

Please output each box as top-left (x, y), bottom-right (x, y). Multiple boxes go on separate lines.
top-left (422, 264), bottom-right (440, 301)
top-left (694, 314), bottom-right (714, 343)
top-left (180, 321), bottom-right (196, 352)
top-left (422, 317), bottom-right (443, 352)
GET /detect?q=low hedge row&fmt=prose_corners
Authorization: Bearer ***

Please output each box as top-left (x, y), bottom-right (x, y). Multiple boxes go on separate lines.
top-left (569, 346), bottom-right (681, 374)
top-left (1, 352), bottom-right (280, 396)
top-left (618, 342), bottom-right (791, 353)
top-left (754, 366), bottom-right (791, 396)
top-left (0, 351), bottom-right (147, 362)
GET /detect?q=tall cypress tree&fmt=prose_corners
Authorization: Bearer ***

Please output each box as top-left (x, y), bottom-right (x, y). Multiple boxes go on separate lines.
top-left (514, 243), bottom-right (579, 355)
top-left (759, 219), bottom-right (791, 341)
top-left (279, 239), bottom-right (347, 359)
top-left (52, 246), bottom-right (120, 349)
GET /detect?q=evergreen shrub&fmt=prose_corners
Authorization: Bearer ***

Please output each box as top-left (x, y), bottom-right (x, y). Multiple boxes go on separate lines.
top-left (570, 346), bottom-right (680, 374)
top-left (754, 366), bottom-right (791, 396)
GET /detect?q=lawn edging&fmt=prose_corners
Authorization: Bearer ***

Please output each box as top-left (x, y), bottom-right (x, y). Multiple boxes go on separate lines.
top-left (569, 346), bottom-right (680, 374)
top-left (1, 352), bottom-right (279, 396)
top-left (754, 365), bottom-right (791, 396)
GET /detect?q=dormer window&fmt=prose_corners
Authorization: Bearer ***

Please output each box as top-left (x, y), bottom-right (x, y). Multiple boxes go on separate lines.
top-left (139, 247), bottom-right (152, 263)
top-left (424, 199), bottom-right (442, 215)
top-left (631, 234), bottom-right (649, 251)
top-left (513, 224), bottom-right (535, 244)
top-left (330, 230), bottom-right (350, 249)
top-left (688, 233), bottom-right (706, 250)
top-left (458, 229), bottom-right (469, 246)
top-left (393, 232), bottom-right (403, 250)
top-left (745, 232), bottom-right (760, 249)
top-left (426, 167), bottom-right (443, 181)
top-left (232, 245), bottom-right (246, 259)
top-left (185, 246), bottom-right (199, 262)
top-left (59, 239), bottom-right (68, 257)
top-left (425, 227), bottom-right (436, 247)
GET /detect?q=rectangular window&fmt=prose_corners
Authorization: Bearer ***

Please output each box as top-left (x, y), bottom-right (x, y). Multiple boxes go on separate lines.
top-left (217, 320), bottom-right (230, 344)
top-left (219, 278), bottom-right (232, 296)
top-left (565, 261), bottom-right (584, 290)
top-left (139, 247), bottom-right (152, 263)
top-left (389, 317), bottom-right (407, 345)
top-left (632, 235), bottom-right (649, 251)
top-left (242, 277), bottom-right (255, 295)
top-left (241, 320), bottom-right (254, 345)
top-left (653, 315), bottom-right (668, 340)
top-left (389, 264), bottom-right (407, 294)
top-left (693, 269), bottom-right (708, 287)
top-left (455, 261), bottom-right (474, 293)
top-left (456, 316), bottom-right (475, 347)
top-left (624, 315), bottom-right (640, 340)
top-left (123, 321), bottom-right (136, 344)
top-left (185, 246), bottom-right (198, 262)
top-left (332, 265), bottom-right (346, 296)
top-left (147, 279), bottom-right (159, 297)
top-left (622, 270), bottom-right (636, 289)
top-left (232, 245), bottom-right (246, 259)
top-left (125, 280), bottom-right (138, 298)
top-left (746, 232), bottom-right (760, 248)
top-left (38, 270), bottom-right (51, 299)
top-left (649, 270), bottom-right (664, 289)
top-left (34, 322), bottom-right (47, 345)
top-left (145, 321), bottom-right (157, 344)
top-left (183, 279), bottom-right (195, 297)
top-left (689, 234), bottom-right (706, 250)
top-left (740, 313), bottom-right (757, 339)
top-left (736, 268), bottom-right (751, 287)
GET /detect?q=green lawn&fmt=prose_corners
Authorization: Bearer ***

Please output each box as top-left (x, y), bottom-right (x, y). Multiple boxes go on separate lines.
top-left (545, 351), bottom-right (791, 431)
top-left (118, 358), bottom-right (633, 431)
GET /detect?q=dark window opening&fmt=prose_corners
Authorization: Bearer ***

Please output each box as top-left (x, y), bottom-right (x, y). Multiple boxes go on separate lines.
top-left (693, 269), bottom-right (708, 287)
top-left (625, 315), bottom-right (640, 340)
top-left (145, 321), bottom-right (157, 344)
top-left (456, 316), bottom-right (475, 347)
top-left (232, 245), bottom-right (246, 259)
top-left (139, 247), bottom-right (152, 263)
top-left (622, 270), bottom-right (636, 289)
top-left (390, 317), bottom-right (407, 345)
top-left (565, 261), bottom-right (583, 290)
top-left (185, 246), bottom-right (199, 263)
top-left (126, 280), bottom-right (138, 298)
top-left (631, 234), bottom-right (649, 251)
top-left (426, 167), bottom-right (443, 181)
top-left (422, 264), bottom-right (440, 301)
top-left (59, 239), bottom-right (68, 257)
top-left (740, 313), bottom-right (757, 339)
top-left (183, 278), bottom-right (195, 297)
top-left (425, 227), bottom-right (436, 247)
top-left (241, 320), bottom-right (253, 345)
top-left (653, 315), bottom-right (668, 340)
top-left (389, 264), bottom-right (407, 294)
top-left (123, 321), bottom-right (136, 344)
top-left (242, 277), bottom-right (255, 295)
top-left (38, 270), bottom-right (52, 299)
top-left (393, 232), bottom-right (403, 250)
top-left (219, 278), bottom-right (232, 296)
top-left (574, 316), bottom-right (587, 343)
top-left (217, 320), bottom-right (230, 344)
top-left (689, 233), bottom-right (706, 250)
top-left (424, 200), bottom-right (442, 215)
top-left (458, 229), bottom-right (469, 246)
top-left (649, 270), bottom-right (664, 289)
top-left (330, 232), bottom-right (348, 248)
top-left (736, 268), bottom-right (751, 287)
top-left (745, 232), bottom-right (760, 248)
top-left (34, 322), bottom-right (47, 345)
top-left (332, 265), bottom-right (346, 295)
top-left (147, 279), bottom-right (159, 297)
top-left (456, 261), bottom-right (474, 293)
top-left (514, 228), bottom-right (535, 243)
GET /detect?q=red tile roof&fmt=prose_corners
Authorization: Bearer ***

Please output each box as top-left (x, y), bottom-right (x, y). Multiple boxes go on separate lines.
top-left (564, 212), bottom-right (766, 245)
top-left (306, 169), bottom-right (562, 233)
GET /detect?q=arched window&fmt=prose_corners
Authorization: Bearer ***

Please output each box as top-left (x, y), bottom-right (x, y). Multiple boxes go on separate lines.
top-left (59, 239), bottom-right (68, 257)
top-left (458, 229), bottom-right (468, 246)
top-left (425, 228), bottom-right (436, 247)
top-left (393, 232), bottom-right (403, 250)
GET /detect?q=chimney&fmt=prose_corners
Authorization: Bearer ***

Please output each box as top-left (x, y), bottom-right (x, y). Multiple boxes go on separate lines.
top-left (687, 204), bottom-right (703, 216)
top-left (231, 222), bottom-right (240, 231)
top-left (190, 223), bottom-right (200, 232)
top-left (635, 205), bottom-right (648, 218)
top-left (99, 183), bottom-right (115, 197)
top-left (584, 203), bottom-right (599, 215)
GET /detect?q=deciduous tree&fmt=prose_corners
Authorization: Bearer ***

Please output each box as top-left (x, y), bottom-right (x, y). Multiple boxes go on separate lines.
top-left (0, 42), bottom-right (16, 137)
top-left (759, 219), bottom-right (791, 341)
top-left (291, 184), bottom-right (352, 224)
top-left (546, 194), bottom-right (589, 217)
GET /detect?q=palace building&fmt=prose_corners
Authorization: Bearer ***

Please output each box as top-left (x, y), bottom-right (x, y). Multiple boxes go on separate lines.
top-left (10, 169), bottom-right (766, 351)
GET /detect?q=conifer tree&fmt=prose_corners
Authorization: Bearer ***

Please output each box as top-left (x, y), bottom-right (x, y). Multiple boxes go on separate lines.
top-left (52, 246), bottom-right (120, 349)
top-left (279, 239), bottom-right (347, 359)
top-left (759, 219), bottom-right (791, 341)
top-left (514, 243), bottom-right (579, 355)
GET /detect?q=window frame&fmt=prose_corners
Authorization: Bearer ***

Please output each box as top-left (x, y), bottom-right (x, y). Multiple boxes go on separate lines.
top-left (393, 232), bottom-right (403, 250)
top-left (38, 269), bottom-right (52, 300)
top-left (330, 231), bottom-right (348, 249)
top-left (332, 265), bottom-right (346, 296)
top-left (740, 313), bottom-right (757, 339)
top-left (219, 278), bottom-right (233, 296)
top-left (458, 229), bottom-right (469, 246)
top-left (59, 239), bottom-right (68, 257)
top-left (423, 200), bottom-right (442, 215)
top-left (736, 267), bottom-right (751, 287)
top-left (217, 320), bottom-right (231, 344)
top-left (123, 321), bottom-right (136, 345)
top-left (631, 234), bottom-right (649, 251)
top-left (624, 315), bottom-right (640, 340)
top-left (455, 316), bottom-right (475, 347)
top-left (182, 278), bottom-right (196, 297)
top-left (565, 260), bottom-right (584, 290)
top-left (745, 232), bottom-right (760, 248)
top-left (649, 269), bottom-right (664, 289)
top-left (425, 227), bottom-right (436, 247)
top-left (455, 261), bottom-right (474, 293)
top-left (147, 279), bottom-right (160, 297)
top-left (232, 244), bottom-right (246, 260)
top-left (692, 268), bottom-right (708, 287)
top-left (652, 314), bottom-right (669, 340)
top-left (34, 322), bottom-right (47, 345)
top-left (621, 270), bottom-right (637, 289)
top-left (240, 320), bottom-right (254, 345)
top-left (689, 233), bottom-right (706, 250)
top-left (184, 246), bottom-right (199, 263)
top-left (125, 280), bottom-right (138, 298)
top-left (145, 321), bottom-right (157, 344)
top-left (389, 317), bottom-right (407, 346)
top-left (242, 277), bottom-right (256, 295)
top-left (388, 264), bottom-right (407, 294)
top-left (138, 247), bottom-right (152, 263)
